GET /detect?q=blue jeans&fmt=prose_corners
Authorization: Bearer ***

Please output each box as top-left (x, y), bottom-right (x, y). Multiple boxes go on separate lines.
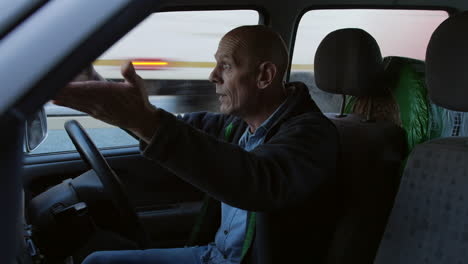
top-left (81, 246), bottom-right (208, 264)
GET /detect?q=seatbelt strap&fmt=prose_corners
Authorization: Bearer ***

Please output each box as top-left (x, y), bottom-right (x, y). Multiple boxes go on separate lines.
top-left (224, 122), bottom-right (233, 141)
top-left (186, 122), bottom-right (234, 246)
top-left (186, 194), bottom-right (212, 246)
top-left (240, 212), bottom-right (256, 260)
top-left (225, 121), bottom-right (256, 260)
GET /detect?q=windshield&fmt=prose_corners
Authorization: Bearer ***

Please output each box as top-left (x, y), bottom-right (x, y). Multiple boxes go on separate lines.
top-left (0, 0), bottom-right (43, 36)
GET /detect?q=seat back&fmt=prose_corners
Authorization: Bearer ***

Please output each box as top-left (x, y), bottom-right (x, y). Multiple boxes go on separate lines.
top-left (314, 28), bottom-right (408, 264)
top-left (381, 56), bottom-right (429, 150)
top-left (374, 11), bottom-right (468, 264)
top-left (325, 114), bottom-right (407, 264)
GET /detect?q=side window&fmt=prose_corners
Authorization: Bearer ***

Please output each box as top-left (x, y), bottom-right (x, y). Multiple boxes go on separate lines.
top-left (32, 10), bottom-right (259, 155)
top-left (290, 9), bottom-right (448, 113)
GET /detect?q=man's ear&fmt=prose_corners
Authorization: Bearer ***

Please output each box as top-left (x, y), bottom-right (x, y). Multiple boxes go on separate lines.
top-left (257, 62), bottom-right (277, 89)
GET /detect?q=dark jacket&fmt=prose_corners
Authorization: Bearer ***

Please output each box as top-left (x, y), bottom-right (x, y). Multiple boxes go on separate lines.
top-left (141, 82), bottom-right (340, 264)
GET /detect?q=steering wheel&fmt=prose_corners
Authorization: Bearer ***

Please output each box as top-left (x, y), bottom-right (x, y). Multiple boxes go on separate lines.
top-left (64, 119), bottom-right (150, 248)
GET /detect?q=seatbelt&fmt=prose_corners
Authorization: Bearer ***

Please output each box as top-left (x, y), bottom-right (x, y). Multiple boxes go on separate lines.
top-left (240, 212), bottom-right (256, 260)
top-left (225, 122), bottom-right (257, 261)
top-left (186, 122), bottom-right (234, 246)
top-left (186, 122), bottom-right (257, 261)
top-left (224, 122), bottom-right (233, 141)
top-left (186, 194), bottom-right (212, 246)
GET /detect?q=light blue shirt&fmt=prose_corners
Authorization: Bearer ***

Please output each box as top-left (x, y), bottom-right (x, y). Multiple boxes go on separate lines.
top-left (200, 102), bottom-right (287, 264)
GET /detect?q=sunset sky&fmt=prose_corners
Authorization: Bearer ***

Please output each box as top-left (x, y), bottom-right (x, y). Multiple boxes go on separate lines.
top-left (292, 9), bottom-right (449, 63)
top-left (97, 9), bottom-right (448, 79)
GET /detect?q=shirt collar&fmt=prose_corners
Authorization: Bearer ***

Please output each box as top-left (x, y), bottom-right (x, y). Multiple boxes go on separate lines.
top-left (245, 100), bottom-right (287, 138)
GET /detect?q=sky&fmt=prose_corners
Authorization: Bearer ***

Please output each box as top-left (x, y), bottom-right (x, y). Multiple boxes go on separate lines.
top-left (292, 9), bottom-right (449, 63)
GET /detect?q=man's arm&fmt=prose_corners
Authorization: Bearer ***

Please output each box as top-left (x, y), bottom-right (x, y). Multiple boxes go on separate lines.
top-left (142, 109), bottom-right (338, 212)
top-left (55, 62), bottom-right (160, 142)
top-left (175, 112), bottom-right (233, 138)
top-left (57, 62), bottom-right (228, 140)
top-left (54, 62), bottom-right (338, 212)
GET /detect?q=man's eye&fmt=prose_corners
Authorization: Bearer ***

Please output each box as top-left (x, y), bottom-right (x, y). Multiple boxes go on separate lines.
top-left (222, 63), bottom-right (231, 70)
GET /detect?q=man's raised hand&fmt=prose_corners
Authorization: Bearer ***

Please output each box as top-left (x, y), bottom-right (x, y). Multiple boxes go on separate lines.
top-left (54, 61), bottom-right (159, 142)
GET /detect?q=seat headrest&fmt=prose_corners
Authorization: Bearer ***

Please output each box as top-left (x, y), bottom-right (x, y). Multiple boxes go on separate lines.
top-left (426, 11), bottom-right (468, 112)
top-left (314, 28), bottom-right (384, 96)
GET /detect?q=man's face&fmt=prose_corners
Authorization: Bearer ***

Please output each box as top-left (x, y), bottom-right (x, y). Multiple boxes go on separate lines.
top-left (209, 35), bottom-right (258, 116)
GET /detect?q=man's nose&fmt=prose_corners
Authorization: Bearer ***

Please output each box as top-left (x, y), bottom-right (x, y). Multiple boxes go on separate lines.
top-left (209, 67), bottom-right (222, 84)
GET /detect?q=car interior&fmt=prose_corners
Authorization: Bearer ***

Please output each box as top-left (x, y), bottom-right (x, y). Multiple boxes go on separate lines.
top-left (1, 0), bottom-right (468, 264)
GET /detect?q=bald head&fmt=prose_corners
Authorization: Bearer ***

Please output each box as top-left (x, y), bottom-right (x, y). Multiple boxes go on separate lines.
top-left (210, 25), bottom-right (289, 126)
top-left (220, 25), bottom-right (289, 82)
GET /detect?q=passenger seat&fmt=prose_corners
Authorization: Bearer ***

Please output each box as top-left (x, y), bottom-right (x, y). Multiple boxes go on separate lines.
top-left (350, 56), bottom-right (468, 152)
top-left (374, 11), bottom-right (468, 264)
top-left (313, 28), bottom-right (408, 264)
top-left (347, 56), bottom-right (431, 152)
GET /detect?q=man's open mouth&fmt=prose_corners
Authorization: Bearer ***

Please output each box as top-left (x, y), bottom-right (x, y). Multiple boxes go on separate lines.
top-left (217, 93), bottom-right (227, 102)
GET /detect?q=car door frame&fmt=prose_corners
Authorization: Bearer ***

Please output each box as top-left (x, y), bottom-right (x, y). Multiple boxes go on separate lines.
top-left (0, 1), bottom-right (160, 262)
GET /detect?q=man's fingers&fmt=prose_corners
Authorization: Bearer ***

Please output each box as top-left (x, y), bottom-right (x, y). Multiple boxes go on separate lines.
top-left (55, 82), bottom-right (85, 99)
top-left (54, 81), bottom-right (120, 111)
top-left (53, 83), bottom-right (94, 108)
top-left (52, 97), bottom-right (93, 115)
top-left (121, 61), bottom-right (150, 102)
top-left (56, 81), bottom-right (121, 99)
top-left (121, 61), bottom-right (143, 86)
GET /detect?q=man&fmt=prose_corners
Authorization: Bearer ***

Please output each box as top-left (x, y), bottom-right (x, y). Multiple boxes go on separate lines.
top-left (55, 25), bottom-right (339, 264)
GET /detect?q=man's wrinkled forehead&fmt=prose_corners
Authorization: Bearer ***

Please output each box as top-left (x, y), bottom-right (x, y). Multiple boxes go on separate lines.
top-left (215, 32), bottom-right (249, 62)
